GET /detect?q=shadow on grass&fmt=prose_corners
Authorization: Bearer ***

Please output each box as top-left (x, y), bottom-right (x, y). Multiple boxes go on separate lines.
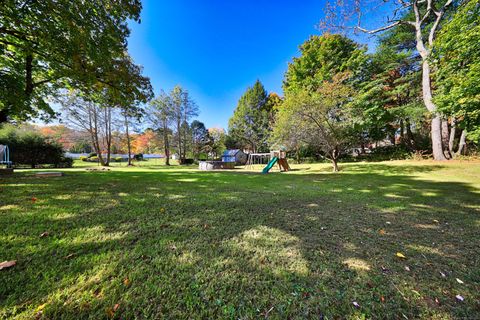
top-left (1, 163), bottom-right (479, 318)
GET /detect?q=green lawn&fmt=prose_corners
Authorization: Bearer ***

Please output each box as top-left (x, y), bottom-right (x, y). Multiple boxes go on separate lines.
top-left (1, 160), bottom-right (479, 319)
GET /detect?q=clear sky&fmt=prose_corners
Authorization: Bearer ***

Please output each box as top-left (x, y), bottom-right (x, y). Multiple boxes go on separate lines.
top-left (127, 0), bottom-right (329, 130)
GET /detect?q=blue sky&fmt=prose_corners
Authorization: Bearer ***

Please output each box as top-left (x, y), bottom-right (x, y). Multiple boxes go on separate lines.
top-left (127, 0), bottom-right (328, 130)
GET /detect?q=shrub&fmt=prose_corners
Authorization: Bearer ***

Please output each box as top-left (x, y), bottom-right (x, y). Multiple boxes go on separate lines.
top-left (114, 157), bottom-right (123, 162)
top-left (89, 156), bottom-right (99, 162)
top-left (180, 158), bottom-right (194, 165)
top-left (79, 156), bottom-right (88, 161)
top-left (55, 157), bottom-right (73, 168)
top-left (134, 153), bottom-right (143, 161)
top-left (88, 152), bottom-right (97, 158)
top-left (367, 145), bottom-right (412, 161)
top-left (0, 125), bottom-right (65, 168)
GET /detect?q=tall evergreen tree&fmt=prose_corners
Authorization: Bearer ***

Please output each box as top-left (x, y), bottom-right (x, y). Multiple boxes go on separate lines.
top-left (228, 80), bottom-right (271, 152)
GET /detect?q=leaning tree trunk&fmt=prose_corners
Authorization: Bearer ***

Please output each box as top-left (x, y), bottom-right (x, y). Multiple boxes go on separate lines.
top-left (420, 60), bottom-right (447, 161)
top-left (456, 130), bottom-right (467, 156)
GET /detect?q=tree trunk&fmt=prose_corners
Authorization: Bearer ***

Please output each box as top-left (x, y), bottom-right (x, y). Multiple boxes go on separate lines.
top-left (331, 147), bottom-right (339, 172)
top-left (405, 119), bottom-right (415, 150)
top-left (124, 113), bottom-right (132, 166)
top-left (456, 130), bottom-right (466, 156)
top-left (163, 118), bottom-right (170, 166)
top-left (441, 119), bottom-right (451, 159)
top-left (448, 118), bottom-right (456, 156)
top-left (420, 60), bottom-right (447, 161)
top-left (25, 54), bottom-right (33, 97)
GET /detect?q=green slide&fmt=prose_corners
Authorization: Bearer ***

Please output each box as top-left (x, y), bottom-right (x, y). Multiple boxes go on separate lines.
top-left (262, 157), bottom-right (278, 174)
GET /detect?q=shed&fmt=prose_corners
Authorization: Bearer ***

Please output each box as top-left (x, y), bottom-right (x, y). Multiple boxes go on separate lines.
top-left (221, 149), bottom-right (247, 165)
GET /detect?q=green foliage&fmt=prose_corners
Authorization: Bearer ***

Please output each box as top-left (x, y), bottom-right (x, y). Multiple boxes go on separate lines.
top-left (79, 156), bottom-right (88, 161)
top-left (434, 0), bottom-right (480, 142)
top-left (228, 80), bottom-right (272, 152)
top-left (0, 124), bottom-right (66, 168)
top-left (0, 0), bottom-right (152, 122)
top-left (114, 157), bottom-right (123, 162)
top-left (273, 73), bottom-right (355, 170)
top-left (283, 34), bottom-right (366, 93)
top-left (351, 44), bottom-right (425, 147)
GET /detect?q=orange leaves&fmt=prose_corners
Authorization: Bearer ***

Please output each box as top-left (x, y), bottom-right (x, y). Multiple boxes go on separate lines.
top-left (379, 229), bottom-right (386, 235)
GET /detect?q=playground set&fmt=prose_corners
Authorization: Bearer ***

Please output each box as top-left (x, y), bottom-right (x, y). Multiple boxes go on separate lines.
top-left (0, 144), bottom-right (13, 175)
top-left (245, 150), bottom-right (290, 173)
top-left (199, 149), bottom-right (290, 173)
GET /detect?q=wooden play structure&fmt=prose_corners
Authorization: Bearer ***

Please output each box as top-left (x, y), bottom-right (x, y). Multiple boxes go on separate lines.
top-left (245, 150), bottom-right (290, 173)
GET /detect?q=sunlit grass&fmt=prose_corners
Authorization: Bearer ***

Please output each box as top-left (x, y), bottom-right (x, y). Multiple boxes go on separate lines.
top-left (1, 160), bottom-right (479, 319)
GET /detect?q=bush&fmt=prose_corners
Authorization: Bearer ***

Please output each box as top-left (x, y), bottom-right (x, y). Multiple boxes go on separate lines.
top-left (55, 157), bottom-right (73, 168)
top-left (114, 157), bottom-right (123, 162)
top-left (180, 158), bottom-right (194, 165)
top-left (134, 153), bottom-right (143, 161)
top-left (88, 152), bottom-right (97, 158)
top-left (89, 156), bottom-right (99, 162)
top-left (367, 145), bottom-right (412, 161)
top-left (79, 156), bottom-right (88, 161)
top-left (0, 125), bottom-right (65, 168)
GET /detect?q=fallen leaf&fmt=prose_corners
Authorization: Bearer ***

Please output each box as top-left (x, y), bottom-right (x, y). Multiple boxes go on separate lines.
top-left (40, 232), bottom-right (49, 238)
top-left (396, 252), bottom-right (406, 259)
top-left (386, 221), bottom-right (392, 225)
top-left (113, 303), bottom-right (120, 312)
top-left (352, 301), bottom-right (360, 308)
top-left (65, 253), bottom-right (76, 259)
top-left (433, 219), bottom-right (439, 223)
top-left (456, 278), bottom-right (464, 284)
top-left (106, 308), bottom-right (115, 318)
top-left (405, 266), bottom-right (411, 272)
top-left (35, 303), bottom-right (47, 312)
top-left (0, 260), bottom-right (16, 270)
top-left (380, 296), bottom-right (385, 303)
top-left (123, 278), bottom-right (130, 286)
top-left (379, 229), bottom-right (386, 235)
top-left (455, 294), bottom-right (464, 302)
top-left (440, 271), bottom-right (446, 278)
top-left (435, 298), bottom-right (440, 305)
top-left (31, 197), bottom-right (37, 202)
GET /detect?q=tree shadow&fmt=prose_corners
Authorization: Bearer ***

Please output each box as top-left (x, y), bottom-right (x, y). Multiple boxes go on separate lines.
top-left (1, 163), bottom-right (479, 318)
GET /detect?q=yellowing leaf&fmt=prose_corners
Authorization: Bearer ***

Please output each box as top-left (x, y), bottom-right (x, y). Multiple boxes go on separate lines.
top-left (379, 229), bottom-right (386, 235)
top-left (396, 252), bottom-right (406, 259)
top-left (36, 303), bottom-right (47, 312)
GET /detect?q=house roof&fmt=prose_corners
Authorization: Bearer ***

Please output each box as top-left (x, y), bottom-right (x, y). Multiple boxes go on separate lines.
top-left (222, 149), bottom-right (242, 156)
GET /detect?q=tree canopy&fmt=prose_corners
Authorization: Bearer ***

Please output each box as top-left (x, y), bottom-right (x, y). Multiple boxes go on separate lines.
top-left (0, 0), bottom-right (152, 122)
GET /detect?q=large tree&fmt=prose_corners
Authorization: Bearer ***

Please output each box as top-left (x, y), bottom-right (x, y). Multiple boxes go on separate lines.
top-left (352, 44), bottom-right (424, 149)
top-left (321, 0), bottom-right (463, 160)
top-left (0, 0), bottom-right (151, 122)
top-left (283, 34), bottom-right (366, 94)
top-left (147, 91), bottom-right (174, 165)
top-left (228, 80), bottom-right (271, 152)
top-left (170, 85), bottom-right (198, 162)
top-left (273, 73), bottom-right (354, 172)
top-left (434, 0), bottom-right (480, 150)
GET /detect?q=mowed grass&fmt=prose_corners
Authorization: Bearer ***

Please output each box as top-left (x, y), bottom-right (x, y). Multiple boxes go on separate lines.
top-left (1, 160), bottom-right (479, 319)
